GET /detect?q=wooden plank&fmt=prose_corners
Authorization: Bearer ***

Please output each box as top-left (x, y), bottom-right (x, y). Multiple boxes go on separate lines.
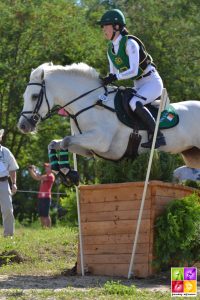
top-left (80, 186), bottom-right (150, 204)
top-left (83, 243), bottom-right (150, 255)
top-left (79, 181), bottom-right (145, 191)
top-left (82, 219), bottom-right (150, 235)
top-left (152, 186), bottom-right (194, 198)
top-left (83, 253), bottom-right (149, 264)
top-left (83, 233), bottom-right (150, 245)
top-left (80, 199), bottom-right (151, 214)
top-left (154, 196), bottom-right (177, 205)
top-left (77, 263), bottom-right (149, 278)
top-left (154, 206), bottom-right (171, 215)
top-left (81, 209), bottom-right (150, 222)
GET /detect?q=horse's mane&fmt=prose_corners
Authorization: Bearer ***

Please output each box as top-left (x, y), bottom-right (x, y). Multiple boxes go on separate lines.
top-left (30, 62), bottom-right (100, 81)
top-left (64, 63), bottom-right (100, 80)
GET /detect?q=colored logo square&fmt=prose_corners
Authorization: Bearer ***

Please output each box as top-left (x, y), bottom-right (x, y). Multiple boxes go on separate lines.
top-left (171, 267), bottom-right (184, 281)
top-left (172, 280), bottom-right (184, 293)
top-left (184, 267), bottom-right (197, 280)
top-left (184, 280), bottom-right (197, 293)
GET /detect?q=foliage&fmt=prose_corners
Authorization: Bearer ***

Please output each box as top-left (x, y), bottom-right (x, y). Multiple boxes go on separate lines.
top-left (94, 151), bottom-right (178, 183)
top-left (183, 179), bottom-right (200, 189)
top-left (103, 281), bottom-right (137, 296)
top-left (59, 188), bottom-right (78, 225)
top-left (0, 0), bottom-right (199, 222)
top-left (106, 0), bottom-right (200, 101)
top-left (0, 0), bottom-right (105, 157)
top-left (154, 193), bottom-right (200, 269)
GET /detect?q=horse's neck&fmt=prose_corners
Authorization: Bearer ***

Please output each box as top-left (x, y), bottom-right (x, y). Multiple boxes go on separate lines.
top-left (49, 73), bottom-right (105, 112)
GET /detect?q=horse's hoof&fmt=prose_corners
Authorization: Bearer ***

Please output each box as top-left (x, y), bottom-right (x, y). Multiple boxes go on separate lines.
top-left (61, 137), bottom-right (70, 149)
top-left (66, 170), bottom-right (80, 186)
top-left (57, 170), bottom-right (80, 187)
top-left (48, 140), bottom-right (61, 150)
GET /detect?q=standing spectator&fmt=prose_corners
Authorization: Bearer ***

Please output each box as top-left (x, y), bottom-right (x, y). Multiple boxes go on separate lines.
top-left (173, 165), bottom-right (200, 183)
top-left (28, 163), bottom-right (55, 228)
top-left (0, 129), bottom-right (19, 237)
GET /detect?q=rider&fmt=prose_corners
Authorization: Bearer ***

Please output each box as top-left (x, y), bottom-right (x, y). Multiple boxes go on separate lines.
top-left (98, 9), bottom-right (166, 148)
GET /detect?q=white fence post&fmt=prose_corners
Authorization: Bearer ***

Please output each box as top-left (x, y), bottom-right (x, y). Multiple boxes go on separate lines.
top-left (127, 89), bottom-right (168, 279)
top-left (71, 125), bottom-right (85, 276)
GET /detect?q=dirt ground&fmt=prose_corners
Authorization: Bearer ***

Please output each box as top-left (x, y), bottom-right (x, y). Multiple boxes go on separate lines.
top-left (0, 272), bottom-right (199, 293)
top-left (0, 274), bottom-right (170, 292)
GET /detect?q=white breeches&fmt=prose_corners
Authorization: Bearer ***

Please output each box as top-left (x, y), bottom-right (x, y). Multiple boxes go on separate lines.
top-left (129, 68), bottom-right (163, 111)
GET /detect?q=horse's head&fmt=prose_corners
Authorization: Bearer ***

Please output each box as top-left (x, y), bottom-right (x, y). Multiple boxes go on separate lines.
top-left (18, 62), bottom-right (54, 133)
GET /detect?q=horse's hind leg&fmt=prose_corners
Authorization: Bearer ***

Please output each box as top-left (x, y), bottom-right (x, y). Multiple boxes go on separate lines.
top-left (181, 147), bottom-right (200, 168)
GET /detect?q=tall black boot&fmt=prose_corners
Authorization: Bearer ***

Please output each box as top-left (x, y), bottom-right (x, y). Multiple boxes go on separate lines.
top-left (134, 102), bottom-right (166, 149)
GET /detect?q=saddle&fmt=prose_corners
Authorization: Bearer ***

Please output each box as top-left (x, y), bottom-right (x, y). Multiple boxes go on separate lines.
top-left (114, 87), bottom-right (179, 130)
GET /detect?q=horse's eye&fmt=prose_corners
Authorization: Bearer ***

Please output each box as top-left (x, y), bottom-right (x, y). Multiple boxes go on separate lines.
top-left (32, 94), bottom-right (38, 101)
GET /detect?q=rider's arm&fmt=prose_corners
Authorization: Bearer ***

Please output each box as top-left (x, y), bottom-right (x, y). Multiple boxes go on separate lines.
top-left (116, 38), bottom-right (140, 80)
top-left (107, 53), bottom-right (118, 74)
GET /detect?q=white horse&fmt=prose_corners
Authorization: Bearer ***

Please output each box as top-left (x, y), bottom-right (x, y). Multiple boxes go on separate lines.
top-left (18, 62), bottom-right (200, 168)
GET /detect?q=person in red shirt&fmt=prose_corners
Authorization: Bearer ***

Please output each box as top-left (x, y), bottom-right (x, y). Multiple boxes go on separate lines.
top-left (28, 163), bottom-right (55, 227)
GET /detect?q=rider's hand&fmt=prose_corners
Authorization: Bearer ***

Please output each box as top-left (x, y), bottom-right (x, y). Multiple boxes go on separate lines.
top-left (102, 73), bottom-right (117, 85)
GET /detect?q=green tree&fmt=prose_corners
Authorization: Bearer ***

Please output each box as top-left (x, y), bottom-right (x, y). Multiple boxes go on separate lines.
top-left (0, 0), bottom-right (199, 222)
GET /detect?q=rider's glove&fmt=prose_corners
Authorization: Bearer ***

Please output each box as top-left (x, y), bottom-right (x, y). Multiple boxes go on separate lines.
top-left (102, 73), bottom-right (117, 85)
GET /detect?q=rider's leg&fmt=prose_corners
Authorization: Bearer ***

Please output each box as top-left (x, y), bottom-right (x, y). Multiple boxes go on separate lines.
top-left (129, 69), bottom-right (166, 148)
top-left (133, 101), bottom-right (166, 148)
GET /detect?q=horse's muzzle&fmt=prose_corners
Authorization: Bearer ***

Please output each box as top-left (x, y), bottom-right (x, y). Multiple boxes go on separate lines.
top-left (17, 116), bottom-right (37, 133)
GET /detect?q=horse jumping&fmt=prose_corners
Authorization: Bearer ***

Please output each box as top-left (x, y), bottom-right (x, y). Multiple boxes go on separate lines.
top-left (18, 62), bottom-right (200, 168)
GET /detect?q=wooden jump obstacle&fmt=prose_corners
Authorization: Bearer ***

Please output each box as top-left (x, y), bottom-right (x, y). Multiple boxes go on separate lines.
top-left (77, 181), bottom-right (196, 278)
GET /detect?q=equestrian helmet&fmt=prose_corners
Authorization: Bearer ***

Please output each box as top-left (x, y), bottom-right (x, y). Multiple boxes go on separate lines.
top-left (97, 9), bottom-right (126, 27)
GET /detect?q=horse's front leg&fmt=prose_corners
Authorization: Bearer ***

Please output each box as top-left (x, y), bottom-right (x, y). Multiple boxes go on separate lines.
top-left (48, 139), bottom-right (93, 157)
top-left (48, 139), bottom-right (62, 151)
top-left (61, 130), bottom-right (112, 153)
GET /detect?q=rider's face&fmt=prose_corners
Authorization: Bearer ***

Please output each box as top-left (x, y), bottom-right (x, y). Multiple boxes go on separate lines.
top-left (102, 24), bottom-right (120, 40)
top-left (102, 25), bottom-right (114, 40)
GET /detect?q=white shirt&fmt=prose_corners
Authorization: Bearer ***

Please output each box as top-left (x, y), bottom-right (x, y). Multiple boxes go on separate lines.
top-left (0, 145), bottom-right (19, 177)
top-left (173, 166), bottom-right (200, 182)
top-left (107, 34), bottom-right (152, 81)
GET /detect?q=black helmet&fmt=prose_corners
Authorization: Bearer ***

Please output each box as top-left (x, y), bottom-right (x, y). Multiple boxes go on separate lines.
top-left (97, 9), bottom-right (126, 27)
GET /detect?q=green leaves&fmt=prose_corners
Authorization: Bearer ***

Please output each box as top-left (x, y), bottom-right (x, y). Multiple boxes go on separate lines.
top-left (0, 0), bottom-right (199, 224)
top-left (155, 193), bottom-right (200, 268)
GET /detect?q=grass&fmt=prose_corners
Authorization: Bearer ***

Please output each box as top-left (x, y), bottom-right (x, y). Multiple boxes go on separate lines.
top-left (0, 222), bottom-right (78, 276)
top-left (0, 223), bottom-right (199, 299)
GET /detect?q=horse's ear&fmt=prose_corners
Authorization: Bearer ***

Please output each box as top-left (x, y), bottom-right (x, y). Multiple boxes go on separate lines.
top-left (41, 70), bottom-right (44, 80)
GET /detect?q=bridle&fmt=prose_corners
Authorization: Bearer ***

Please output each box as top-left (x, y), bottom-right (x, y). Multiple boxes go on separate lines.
top-left (20, 79), bottom-right (116, 132)
top-left (20, 80), bottom-right (50, 127)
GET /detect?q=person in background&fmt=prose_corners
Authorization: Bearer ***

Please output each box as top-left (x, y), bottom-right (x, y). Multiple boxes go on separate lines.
top-left (0, 129), bottom-right (19, 237)
top-left (98, 9), bottom-right (166, 149)
top-left (28, 163), bottom-right (55, 228)
top-left (173, 165), bottom-right (200, 183)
